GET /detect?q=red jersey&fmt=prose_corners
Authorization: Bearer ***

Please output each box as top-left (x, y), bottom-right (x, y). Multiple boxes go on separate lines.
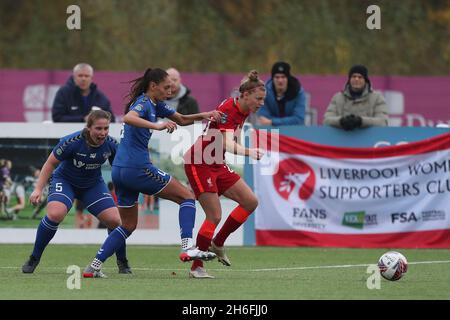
top-left (186, 97), bottom-right (248, 166)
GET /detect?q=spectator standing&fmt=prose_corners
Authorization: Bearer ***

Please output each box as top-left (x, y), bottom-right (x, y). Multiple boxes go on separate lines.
top-left (323, 64), bottom-right (388, 130)
top-left (257, 61), bottom-right (305, 126)
top-left (164, 68), bottom-right (200, 115)
top-left (52, 63), bottom-right (115, 123)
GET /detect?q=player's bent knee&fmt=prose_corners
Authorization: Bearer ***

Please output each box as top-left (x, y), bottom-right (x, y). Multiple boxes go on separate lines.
top-left (244, 197), bottom-right (258, 213)
top-left (46, 211), bottom-right (66, 223)
top-left (121, 222), bottom-right (137, 233)
top-left (210, 216), bottom-right (221, 225)
top-left (103, 219), bottom-right (121, 230)
top-left (179, 188), bottom-right (195, 203)
top-left (97, 208), bottom-right (122, 229)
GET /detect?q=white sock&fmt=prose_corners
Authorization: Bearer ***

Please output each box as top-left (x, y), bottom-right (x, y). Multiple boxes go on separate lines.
top-left (90, 258), bottom-right (102, 270)
top-left (181, 238), bottom-right (194, 251)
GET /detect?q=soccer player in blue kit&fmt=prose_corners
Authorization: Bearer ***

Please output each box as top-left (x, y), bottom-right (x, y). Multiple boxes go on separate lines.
top-left (83, 68), bottom-right (222, 277)
top-left (22, 110), bottom-right (132, 276)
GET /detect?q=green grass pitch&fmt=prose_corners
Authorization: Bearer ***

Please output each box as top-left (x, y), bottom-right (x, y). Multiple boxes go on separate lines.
top-left (0, 244), bottom-right (449, 300)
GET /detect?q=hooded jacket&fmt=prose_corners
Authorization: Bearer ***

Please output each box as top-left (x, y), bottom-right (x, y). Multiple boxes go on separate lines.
top-left (164, 84), bottom-right (199, 115)
top-left (52, 76), bottom-right (115, 122)
top-left (257, 77), bottom-right (305, 126)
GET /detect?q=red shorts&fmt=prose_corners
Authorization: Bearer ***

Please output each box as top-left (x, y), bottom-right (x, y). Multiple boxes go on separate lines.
top-left (184, 163), bottom-right (241, 198)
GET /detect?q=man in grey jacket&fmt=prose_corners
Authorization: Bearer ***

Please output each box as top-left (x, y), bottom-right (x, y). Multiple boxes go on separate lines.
top-left (323, 65), bottom-right (388, 130)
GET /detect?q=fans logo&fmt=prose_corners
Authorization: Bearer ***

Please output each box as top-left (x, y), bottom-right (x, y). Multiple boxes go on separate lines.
top-left (273, 158), bottom-right (315, 202)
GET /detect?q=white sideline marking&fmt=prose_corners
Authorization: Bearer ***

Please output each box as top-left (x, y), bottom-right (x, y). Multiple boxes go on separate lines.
top-left (246, 260), bottom-right (450, 272)
top-left (2, 260), bottom-right (450, 272)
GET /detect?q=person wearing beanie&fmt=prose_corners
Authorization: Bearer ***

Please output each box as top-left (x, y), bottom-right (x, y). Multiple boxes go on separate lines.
top-left (256, 61), bottom-right (306, 126)
top-left (323, 64), bottom-right (388, 130)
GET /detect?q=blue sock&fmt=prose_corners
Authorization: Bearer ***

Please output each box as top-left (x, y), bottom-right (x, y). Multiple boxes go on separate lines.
top-left (31, 216), bottom-right (59, 260)
top-left (96, 226), bottom-right (131, 262)
top-left (108, 228), bottom-right (127, 261)
top-left (179, 199), bottom-right (196, 239)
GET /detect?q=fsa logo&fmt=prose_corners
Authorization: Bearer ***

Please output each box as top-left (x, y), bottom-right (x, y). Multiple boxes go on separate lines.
top-left (73, 159), bottom-right (85, 168)
top-left (391, 212), bottom-right (419, 223)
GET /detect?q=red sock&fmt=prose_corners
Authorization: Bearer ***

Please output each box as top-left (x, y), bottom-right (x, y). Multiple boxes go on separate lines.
top-left (213, 206), bottom-right (251, 247)
top-left (192, 219), bottom-right (217, 270)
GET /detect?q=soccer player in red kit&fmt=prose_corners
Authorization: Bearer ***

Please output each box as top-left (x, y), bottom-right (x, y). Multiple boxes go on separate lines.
top-left (184, 70), bottom-right (265, 278)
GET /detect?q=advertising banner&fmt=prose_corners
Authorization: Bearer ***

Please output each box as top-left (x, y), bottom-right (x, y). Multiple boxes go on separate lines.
top-left (254, 131), bottom-right (450, 248)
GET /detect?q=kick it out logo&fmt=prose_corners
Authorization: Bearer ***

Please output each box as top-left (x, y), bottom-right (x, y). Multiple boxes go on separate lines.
top-left (342, 211), bottom-right (378, 229)
top-left (273, 158), bottom-right (316, 202)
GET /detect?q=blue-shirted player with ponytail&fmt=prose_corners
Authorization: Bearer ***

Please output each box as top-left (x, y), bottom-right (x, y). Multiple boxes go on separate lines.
top-left (23, 110), bottom-right (132, 276)
top-left (83, 68), bottom-right (222, 277)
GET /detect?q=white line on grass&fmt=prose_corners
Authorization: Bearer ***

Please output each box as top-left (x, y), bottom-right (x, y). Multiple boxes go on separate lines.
top-left (244, 260), bottom-right (450, 272)
top-left (2, 260), bottom-right (450, 272)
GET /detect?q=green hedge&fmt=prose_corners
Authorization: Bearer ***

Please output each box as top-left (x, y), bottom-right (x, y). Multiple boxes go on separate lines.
top-left (1, 0), bottom-right (449, 75)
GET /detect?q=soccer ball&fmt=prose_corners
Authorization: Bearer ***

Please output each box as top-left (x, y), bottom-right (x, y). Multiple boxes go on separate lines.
top-left (377, 251), bottom-right (408, 281)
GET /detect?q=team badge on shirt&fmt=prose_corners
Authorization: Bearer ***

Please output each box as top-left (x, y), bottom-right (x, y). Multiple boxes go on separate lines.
top-left (134, 104), bottom-right (144, 112)
top-left (73, 159), bottom-right (85, 168)
top-left (221, 113), bottom-right (228, 124)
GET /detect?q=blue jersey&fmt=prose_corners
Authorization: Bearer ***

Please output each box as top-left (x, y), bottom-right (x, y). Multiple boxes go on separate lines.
top-left (52, 130), bottom-right (118, 188)
top-left (113, 94), bottom-right (175, 168)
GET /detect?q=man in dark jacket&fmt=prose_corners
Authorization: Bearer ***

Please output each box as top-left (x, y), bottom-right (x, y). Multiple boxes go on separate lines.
top-left (164, 68), bottom-right (200, 115)
top-left (256, 61), bottom-right (305, 126)
top-left (52, 63), bottom-right (115, 122)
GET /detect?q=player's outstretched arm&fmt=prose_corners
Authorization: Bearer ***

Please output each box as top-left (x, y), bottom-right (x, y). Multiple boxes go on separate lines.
top-left (168, 111), bottom-right (222, 126)
top-left (222, 131), bottom-right (264, 160)
top-left (124, 110), bottom-right (177, 132)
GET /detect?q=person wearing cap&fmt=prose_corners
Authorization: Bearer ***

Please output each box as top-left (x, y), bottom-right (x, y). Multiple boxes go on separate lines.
top-left (323, 64), bottom-right (388, 130)
top-left (256, 61), bottom-right (305, 126)
top-left (52, 63), bottom-right (115, 123)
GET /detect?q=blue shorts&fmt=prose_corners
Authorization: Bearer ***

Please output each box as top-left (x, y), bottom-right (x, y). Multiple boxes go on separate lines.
top-left (47, 176), bottom-right (115, 216)
top-left (112, 165), bottom-right (171, 207)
